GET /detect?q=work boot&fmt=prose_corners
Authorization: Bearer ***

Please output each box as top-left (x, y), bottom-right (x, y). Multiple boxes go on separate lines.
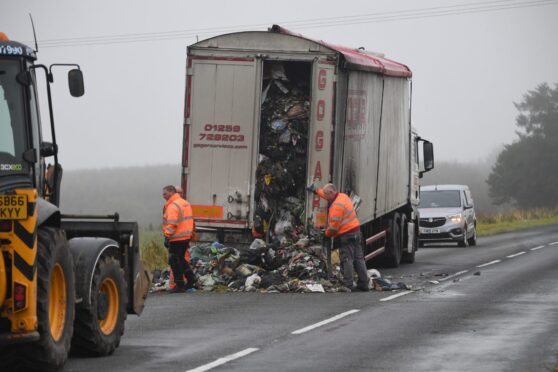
top-left (337, 286), bottom-right (352, 293)
top-left (169, 281), bottom-right (186, 293)
top-left (353, 285), bottom-right (370, 292)
top-left (168, 286), bottom-right (186, 294)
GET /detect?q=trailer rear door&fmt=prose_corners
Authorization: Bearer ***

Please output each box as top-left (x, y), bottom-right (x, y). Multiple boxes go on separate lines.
top-left (185, 57), bottom-right (258, 228)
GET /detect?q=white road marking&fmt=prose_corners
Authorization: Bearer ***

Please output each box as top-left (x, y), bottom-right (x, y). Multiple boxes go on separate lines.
top-left (380, 290), bottom-right (413, 302)
top-left (185, 348), bottom-right (259, 372)
top-left (439, 270), bottom-right (469, 282)
top-left (548, 241), bottom-right (558, 246)
top-left (506, 251), bottom-right (526, 258)
top-left (291, 309), bottom-right (360, 335)
top-left (530, 245), bottom-right (545, 251)
top-left (476, 260), bottom-right (501, 268)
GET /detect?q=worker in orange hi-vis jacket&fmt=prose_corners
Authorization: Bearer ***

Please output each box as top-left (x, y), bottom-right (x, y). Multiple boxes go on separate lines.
top-left (167, 185), bottom-right (199, 290)
top-left (308, 183), bottom-right (369, 292)
top-left (162, 185), bottom-right (197, 293)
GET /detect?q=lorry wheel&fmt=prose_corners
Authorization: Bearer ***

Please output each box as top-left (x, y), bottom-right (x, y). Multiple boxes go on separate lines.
top-left (384, 214), bottom-right (402, 267)
top-left (458, 224), bottom-right (469, 247)
top-left (20, 226), bottom-right (75, 372)
top-left (71, 256), bottom-right (127, 356)
top-left (401, 215), bottom-right (415, 264)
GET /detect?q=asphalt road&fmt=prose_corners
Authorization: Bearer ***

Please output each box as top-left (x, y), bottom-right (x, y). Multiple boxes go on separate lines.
top-left (65, 224), bottom-right (558, 372)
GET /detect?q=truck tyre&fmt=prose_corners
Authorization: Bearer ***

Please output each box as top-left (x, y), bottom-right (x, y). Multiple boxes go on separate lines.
top-left (468, 224), bottom-right (477, 246)
top-left (20, 226), bottom-right (75, 372)
top-left (384, 214), bottom-right (402, 267)
top-left (458, 224), bottom-right (469, 247)
top-left (401, 215), bottom-right (415, 264)
top-left (71, 256), bottom-right (127, 356)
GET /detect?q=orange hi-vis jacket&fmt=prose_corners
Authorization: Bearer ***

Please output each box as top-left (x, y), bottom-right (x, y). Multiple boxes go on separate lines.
top-left (316, 189), bottom-right (360, 238)
top-left (163, 193), bottom-right (194, 242)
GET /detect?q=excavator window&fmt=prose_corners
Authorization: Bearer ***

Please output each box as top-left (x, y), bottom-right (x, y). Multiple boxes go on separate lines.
top-left (0, 59), bottom-right (28, 176)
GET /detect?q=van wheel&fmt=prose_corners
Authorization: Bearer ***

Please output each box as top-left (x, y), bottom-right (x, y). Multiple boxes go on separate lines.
top-left (468, 225), bottom-right (477, 246)
top-left (20, 227), bottom-right (75, 372)
top-left (458, 224), bottom-right (469, 247)
top-left (71, 256), bottom-right (127, 356)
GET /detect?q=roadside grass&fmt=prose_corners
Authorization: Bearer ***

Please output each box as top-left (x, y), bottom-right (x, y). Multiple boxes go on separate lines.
top-left (139, 228), bottom-right (167, 271)
top-left (477, 208), bottom-right (558, 237)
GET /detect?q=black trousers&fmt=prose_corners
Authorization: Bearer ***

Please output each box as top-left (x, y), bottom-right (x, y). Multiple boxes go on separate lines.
top-left (168, 240), bottom-right (196, 288)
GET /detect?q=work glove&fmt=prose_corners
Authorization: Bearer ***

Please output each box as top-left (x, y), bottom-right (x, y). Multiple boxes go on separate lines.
top-left (306, 183), bottom-right (317, 193)
top-left (163, 237), bottom-right (169, 248)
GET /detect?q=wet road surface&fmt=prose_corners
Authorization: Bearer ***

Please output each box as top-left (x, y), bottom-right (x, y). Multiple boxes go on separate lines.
top-left (65, 224), bottom-right (558, 372)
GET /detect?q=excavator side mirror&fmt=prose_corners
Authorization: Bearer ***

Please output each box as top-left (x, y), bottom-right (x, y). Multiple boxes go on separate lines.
top-left (16, 71), bottom-right (32, 86)
top-left (68, 69), bottom-right (84, 97)
top-left (40, 142), bottom-right (58, 157)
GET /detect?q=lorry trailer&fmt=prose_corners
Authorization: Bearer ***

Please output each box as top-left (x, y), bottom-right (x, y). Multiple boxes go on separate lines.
top-left (182, 25), bottom-right (434, 266)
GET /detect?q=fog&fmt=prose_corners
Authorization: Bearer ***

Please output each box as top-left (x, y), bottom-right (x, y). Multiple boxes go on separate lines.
top-left (3, 0), bottom-right (558, 170)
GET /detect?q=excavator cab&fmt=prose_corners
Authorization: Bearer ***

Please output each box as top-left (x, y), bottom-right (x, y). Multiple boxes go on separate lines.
top-left (0, 33), bottom-right (148, 371)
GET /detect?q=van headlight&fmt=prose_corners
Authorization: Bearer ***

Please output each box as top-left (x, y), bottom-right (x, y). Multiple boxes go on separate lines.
top-left (449, 213), bottom-right (463, 223)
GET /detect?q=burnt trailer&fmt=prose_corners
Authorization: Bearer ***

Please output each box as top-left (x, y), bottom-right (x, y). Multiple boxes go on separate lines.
top-left (181, 25), bottom-right (434, 266)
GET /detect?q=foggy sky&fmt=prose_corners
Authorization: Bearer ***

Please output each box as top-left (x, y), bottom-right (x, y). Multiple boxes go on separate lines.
top-left (2, 0), bottom-right (558, 169)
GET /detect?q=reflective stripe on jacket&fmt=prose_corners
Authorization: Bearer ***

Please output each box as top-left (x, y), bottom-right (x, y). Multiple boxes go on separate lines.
top-left (163, 193), bottom-right (194, 242)
top-left (316, 189), bottom-right (360, 238)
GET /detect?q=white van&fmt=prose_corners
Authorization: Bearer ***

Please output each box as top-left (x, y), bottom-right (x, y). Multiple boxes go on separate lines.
top-left (418, 185), bottom-right (477, 247)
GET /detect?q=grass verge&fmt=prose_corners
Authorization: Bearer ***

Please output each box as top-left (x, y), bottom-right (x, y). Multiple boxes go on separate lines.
top-left (477, 208), bottom-right (558, 237)
top-left (139, 228), bottom-right (167, 271)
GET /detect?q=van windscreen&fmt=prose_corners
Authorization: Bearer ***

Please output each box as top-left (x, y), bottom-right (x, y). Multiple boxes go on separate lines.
top-left (419, 190), bottom-right (461, 208)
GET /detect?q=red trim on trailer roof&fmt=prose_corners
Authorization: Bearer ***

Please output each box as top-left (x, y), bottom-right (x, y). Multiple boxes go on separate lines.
top-left (270, 25), bottom-right (412, 78)
top-left (190, 56), bottom-right (255, 62)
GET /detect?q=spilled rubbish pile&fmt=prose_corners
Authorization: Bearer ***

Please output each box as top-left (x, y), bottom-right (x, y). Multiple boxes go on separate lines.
top-left (252, 62), bottom-right (310, 242)
top-left (150, 237), bottom-right (412, 294)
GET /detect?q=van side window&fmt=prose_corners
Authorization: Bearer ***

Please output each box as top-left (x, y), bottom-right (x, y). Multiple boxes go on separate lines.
top-left (462, 191), bottom-right (468, 207)
top-left (466, 190), bottom-right (473, 206)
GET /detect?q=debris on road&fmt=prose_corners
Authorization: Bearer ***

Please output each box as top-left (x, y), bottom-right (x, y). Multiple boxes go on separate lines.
top-left (150, 237), bottom-right (412, 294)
top-left (372, 277), bottom-right (411, 291)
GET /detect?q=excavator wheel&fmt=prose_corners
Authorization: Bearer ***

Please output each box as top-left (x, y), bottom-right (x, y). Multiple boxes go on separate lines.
top-left (71, 256), bottom-right (127, 356)
top-left (19, 226), bottom-right (75, 372)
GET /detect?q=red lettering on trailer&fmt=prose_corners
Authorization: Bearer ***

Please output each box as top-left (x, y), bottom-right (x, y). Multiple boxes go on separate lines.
top-left (317, 100), bottom-right (325, 121)
top-left (314, 161), bottom-right (322, 180)
top-left (318, 69), bottom-right (327, 90)
top-left (315, 130), bottom-right (323, 151)
top-left (346, 90), bottom-right (367, 140)
top-left (312, 194), bottom-right (321, 208)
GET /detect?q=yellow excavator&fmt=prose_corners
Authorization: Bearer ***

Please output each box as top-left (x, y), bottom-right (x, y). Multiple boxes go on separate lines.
top-left (0, 32), bottom-right (149, 371)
